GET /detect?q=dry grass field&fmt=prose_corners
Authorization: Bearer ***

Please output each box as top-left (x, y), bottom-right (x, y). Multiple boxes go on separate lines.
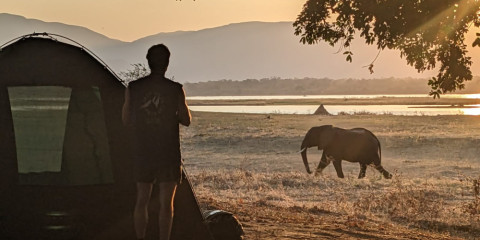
top-left (180, 99), bottom-right (480, 239)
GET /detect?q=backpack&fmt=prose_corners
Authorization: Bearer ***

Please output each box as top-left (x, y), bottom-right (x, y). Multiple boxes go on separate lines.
top-left (203, 210), bottom-right (245, 240)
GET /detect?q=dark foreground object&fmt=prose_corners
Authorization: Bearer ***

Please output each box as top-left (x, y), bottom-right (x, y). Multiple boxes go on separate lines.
top-left (147, 169), bottom-right (214, 240)
top-left (0, 34), bottom-right (215, 240)
top-left (0, 34), bottom-right (241, 240)
top-left (0, 169), bottom-right (215, 240)
top-left (203, 210), bottom-right (245, 240)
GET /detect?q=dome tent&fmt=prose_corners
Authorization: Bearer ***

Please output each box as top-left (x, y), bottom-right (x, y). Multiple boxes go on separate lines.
top-left (0, 33), bottom-right (131, 185)
top-left (0, 34), bottom-right (213, 240)
top-left (0, 33), bottom-right (135, 239)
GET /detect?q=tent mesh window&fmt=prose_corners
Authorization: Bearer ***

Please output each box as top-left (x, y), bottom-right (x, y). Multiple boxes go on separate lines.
top-left (9, 86), bottom-right (114, 186)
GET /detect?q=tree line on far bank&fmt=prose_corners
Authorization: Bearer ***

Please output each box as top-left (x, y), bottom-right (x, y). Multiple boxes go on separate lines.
top-left (183, 77), bottom-right (480, 96)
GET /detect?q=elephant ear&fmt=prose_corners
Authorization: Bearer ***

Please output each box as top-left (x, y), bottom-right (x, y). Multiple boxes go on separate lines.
top-left (318, 125), bottom-right (334, 149)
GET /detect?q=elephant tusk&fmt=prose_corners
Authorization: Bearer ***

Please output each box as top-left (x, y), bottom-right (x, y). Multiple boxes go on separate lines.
top-left (297, 147), bottom-right (307, 153)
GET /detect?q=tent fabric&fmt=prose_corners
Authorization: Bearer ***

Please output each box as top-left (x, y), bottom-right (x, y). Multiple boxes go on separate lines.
top-left (61, 86), bottom-right (114, 185)
top-left (0, 35), bottom-right (136, 239)
top-left (0, 37), bottom-right (118, 86)
top-left (0, 36), bottom-right (130, 188)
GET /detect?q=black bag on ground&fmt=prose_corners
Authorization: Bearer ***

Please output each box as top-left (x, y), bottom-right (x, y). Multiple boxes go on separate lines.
top-left (202, 210), bottom-right (244, 240)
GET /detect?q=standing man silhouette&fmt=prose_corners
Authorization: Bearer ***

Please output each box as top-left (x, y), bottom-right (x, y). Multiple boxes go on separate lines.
top-left (122, 44), bottom-right (191, 240)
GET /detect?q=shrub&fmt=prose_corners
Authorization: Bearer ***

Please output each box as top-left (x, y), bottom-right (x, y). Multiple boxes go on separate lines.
top-left (353, 176), bottom-right (444, 222)
top-left (463, 177), bottom-right (480, 227)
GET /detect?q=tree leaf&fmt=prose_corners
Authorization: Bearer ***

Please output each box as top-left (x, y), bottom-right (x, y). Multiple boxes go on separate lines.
top-left (473, 38), bottom-right (480, 48)
top-left (293, 0), bottom-right (479, 97)
top-left (346, 54), bottom-right (352, 62)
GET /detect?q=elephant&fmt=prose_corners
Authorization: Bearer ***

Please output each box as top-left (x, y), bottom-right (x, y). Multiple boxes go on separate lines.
top-left (300, 125), bottom-right (392, 179)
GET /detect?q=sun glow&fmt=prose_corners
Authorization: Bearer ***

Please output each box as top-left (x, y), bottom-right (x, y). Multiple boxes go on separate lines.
top-left (406, 2), bottom-right (477, 39)
top-left (460, 104), bottom-right (480, 115)
top-left (457, 93), bottom-right (480, 99)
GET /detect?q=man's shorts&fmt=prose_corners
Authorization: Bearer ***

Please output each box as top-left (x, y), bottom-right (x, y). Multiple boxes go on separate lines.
top-left (134, 162), bottom-right (182, 184)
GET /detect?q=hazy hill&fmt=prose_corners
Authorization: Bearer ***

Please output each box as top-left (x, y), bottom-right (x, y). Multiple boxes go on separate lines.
top-left (106, 21), bottom-right (434, 83)
top-left (2, 13), bottom-right (480, 87)
top-left (0, 13), bottom-right (126, 49)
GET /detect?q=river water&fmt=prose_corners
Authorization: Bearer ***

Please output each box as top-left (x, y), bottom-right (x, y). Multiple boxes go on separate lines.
top-left (10, 94), bottom-right (479, 116)
top-left (187, 93), bottom-right (480, 100)
top-left (187, 94), bottom-right (480, 116)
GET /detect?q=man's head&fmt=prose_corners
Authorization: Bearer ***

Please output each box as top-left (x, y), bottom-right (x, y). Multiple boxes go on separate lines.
top-left (146, 44), bottom-right (170, 74)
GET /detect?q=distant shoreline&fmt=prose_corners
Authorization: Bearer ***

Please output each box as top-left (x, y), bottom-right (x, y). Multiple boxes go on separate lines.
top-left (188, 96), bottom-right (480, 106)
top-left (183, 77), bottom-right (480, 97)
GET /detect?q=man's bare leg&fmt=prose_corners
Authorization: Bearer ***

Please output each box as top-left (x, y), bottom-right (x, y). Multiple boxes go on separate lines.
top-left (158, 182), bottom-right (177, 240)
top-left (134, 182), bottom-right (153, 240)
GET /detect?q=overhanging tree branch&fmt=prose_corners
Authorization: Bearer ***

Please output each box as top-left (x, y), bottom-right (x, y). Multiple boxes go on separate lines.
top-left (294, 0), bottom-right (480, 98)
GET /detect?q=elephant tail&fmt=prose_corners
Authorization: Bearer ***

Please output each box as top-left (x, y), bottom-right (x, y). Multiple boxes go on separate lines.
top-left (374, 135), bottom-right (382, 163)
top-left (377, 137), bottom-right (381, 161)
top-left (379, 142), bottom-right (382, 166)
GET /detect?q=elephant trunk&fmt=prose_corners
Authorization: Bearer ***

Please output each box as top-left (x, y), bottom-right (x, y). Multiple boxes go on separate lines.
top-left (300, 146), bottom-right (312, 174)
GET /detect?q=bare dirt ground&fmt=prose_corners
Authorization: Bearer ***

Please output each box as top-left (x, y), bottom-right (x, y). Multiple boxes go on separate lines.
top-left (180, 106), bottom-right (480, 239)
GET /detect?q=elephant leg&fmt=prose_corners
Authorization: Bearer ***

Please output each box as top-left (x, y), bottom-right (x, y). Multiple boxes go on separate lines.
top-left (315, 152), bottom-right (331, 176)
top-left (374, 164), bottom-right (392, 179)
top-left (358, 163), bottom-right (367, 179)
top-left (373, 157), bottom-right (392, 179)
top-left (332, 159), bottom-right (344, 178)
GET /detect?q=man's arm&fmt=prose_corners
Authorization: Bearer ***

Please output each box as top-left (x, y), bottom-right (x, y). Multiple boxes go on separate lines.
top-left (178, 87), bottom-right (191, 126)
top-left (122, 87), bottom-right (132, 126)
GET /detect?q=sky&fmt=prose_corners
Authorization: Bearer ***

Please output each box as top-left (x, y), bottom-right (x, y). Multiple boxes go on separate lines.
top-left (3, 0), bottom-right (306, 42)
